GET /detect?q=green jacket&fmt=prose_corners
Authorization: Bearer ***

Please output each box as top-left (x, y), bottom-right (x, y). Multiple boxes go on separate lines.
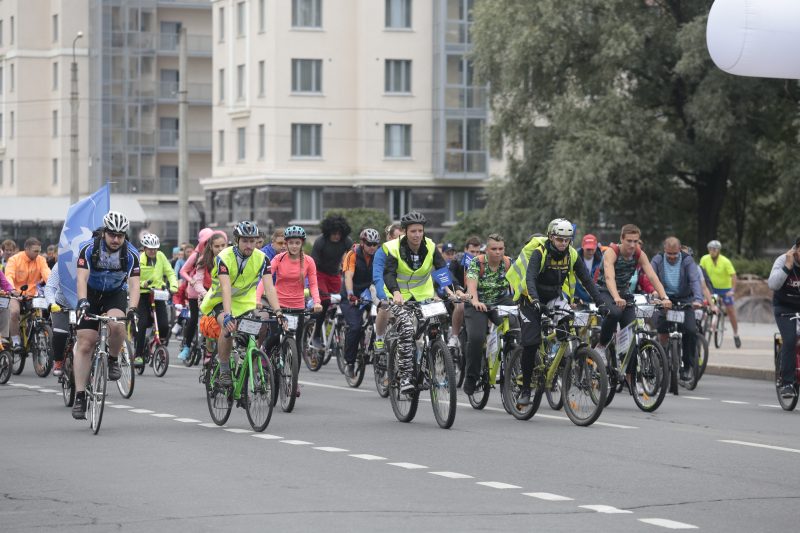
top-left (140, 250), bottom-right (178, 293)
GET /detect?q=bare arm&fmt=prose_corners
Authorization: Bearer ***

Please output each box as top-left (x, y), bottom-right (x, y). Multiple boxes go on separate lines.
top-left (77, 268), bottom-right (89, 300)
top-left (603, 248), bottom-right (620, 301)
top-left (260, 273), bottom-right (282, 312)
top-left (127, 276), bottom-right (140, 309)
top-left (219, 274), bottom-right (232, 316)
top-left (344, 270), bottom-right (355, 295)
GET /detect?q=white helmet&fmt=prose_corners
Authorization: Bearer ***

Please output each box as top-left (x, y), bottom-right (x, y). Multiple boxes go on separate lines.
top-left (103, 211), bottom-right (130, 233)
top-left (140, 233), bottom-right (160, 249)
top-left (707, 239), bottom-right (721, 250)
top-left (548, 218), bottom-right (574, 238)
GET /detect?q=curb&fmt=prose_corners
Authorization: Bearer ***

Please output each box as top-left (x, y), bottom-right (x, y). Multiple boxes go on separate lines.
top-left (705, 364), bottom-right (773, 381)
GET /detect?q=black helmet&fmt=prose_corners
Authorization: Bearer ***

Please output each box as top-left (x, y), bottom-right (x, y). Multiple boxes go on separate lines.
top-left (400, 211), bottom-right (427, 229)
top-left (233, 221), bottom-right (260, 239)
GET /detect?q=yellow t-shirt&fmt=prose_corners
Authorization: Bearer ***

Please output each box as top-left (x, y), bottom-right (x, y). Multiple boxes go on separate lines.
top-left (699, 254), bottom-right (736, 290)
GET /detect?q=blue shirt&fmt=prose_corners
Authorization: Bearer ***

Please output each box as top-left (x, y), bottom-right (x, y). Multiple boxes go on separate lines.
top-left (663, 258), bottom-right (682, 296)
top-left (372, 247), bottom-right (388, 300)
top-left (77, 239), bottom-right (140, 293)
top-left (260, 244), bottom-right (278, 262)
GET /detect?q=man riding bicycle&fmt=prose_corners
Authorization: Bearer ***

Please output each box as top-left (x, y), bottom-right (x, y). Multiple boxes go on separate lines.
top-left (134, 233), bottom-right (178, 366)
top-left (768, 237), bottom-right (800, 398)
top-left (5, 237), bottom-right (51, 353)
top-left (200, 221), bottom-right (282, 387)
top-left (700, 240), bottom-right (741, 348)
top-left (73, 211), bottom-right (141, 420)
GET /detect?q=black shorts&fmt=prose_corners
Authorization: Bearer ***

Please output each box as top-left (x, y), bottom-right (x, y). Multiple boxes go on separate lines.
top-left (77, 288), bottom-right (128, 331)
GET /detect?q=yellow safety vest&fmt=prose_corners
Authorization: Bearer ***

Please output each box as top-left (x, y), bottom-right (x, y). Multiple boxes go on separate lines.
top-left (200, 246), bottom-right (267, 317)
top-left (383, 237), bottom-right (436, 301)
top-left (505, 237), bottom-right (578, 301)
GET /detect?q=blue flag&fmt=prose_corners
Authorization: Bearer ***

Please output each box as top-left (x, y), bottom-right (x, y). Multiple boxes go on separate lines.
top-left (432, 266), bottom-right (453, 288)
top-left (57, 185), bottom-right (111, 307)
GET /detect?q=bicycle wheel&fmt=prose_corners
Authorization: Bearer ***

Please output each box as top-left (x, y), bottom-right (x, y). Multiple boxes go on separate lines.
top-left (632, 340), bottom-right (669, 412)
top-left (61, 355), bottom-right (75, 406)
top-left (11, 350), bottom-right (26, 375)
top-left (703, 312), bottom-right (714, 345)
top-left (604, 346), bottom-right (618, 407)
top-left (206, 359), bottom-right (233, 425)
top-left (714, 311), bottom-right (726, 349)
top-left (468, 360), bottom-right (490, 410)
top-left (387, 340), bottom-right (418, 423)
top-left (428, 339), bottom-right (456, 429)
top-left (346, 350), bottom-right (366, 388)
top-left (334, 325), bottom-right (347, 375)
top-left (679, 337), bottom-right (702, 391)
top-left (32, 325), bottom-right (53, 377)
top-left (774, 336), bottom-right (798, 411)
top-left (86, 354), bottom-right (107, 435)
top-left (667, 339), bottom-right (680, 395)
top-left (245, 350), bottom-right (275, 431)
top-left (373, 348), bottom-right (390, 398)
top-left (562, 347), bottom-right (608, 426)
top-left (501, 346), bottom-right (541, 421)
top-left (301, 321), bottom-right (323, 372)
top-left (116, 339), bottom-right (135, 399)
top-left (545, 366), bottom-right (564, 410)
top-left (279, 338), bottom-right (299, 413)
top-left (696, 334), bottom-right (709, 380)
top-left (0, 350), bottom-right (12, 385)
top-left (321, 318), bottom-right (335, 365)
top-left (152, 345), bottom-right (169, 377)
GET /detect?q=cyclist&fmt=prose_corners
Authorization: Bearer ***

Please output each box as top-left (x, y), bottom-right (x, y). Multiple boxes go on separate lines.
top-left (384, 211), bottom-right (455, 393)
top-left (340, 228), bottom-right (380, 378)
top-left (768, 238), bottom-right (800, 398)
top-left (134, 233), bottom-right (178, 366)
top-left (0, 269), bottom-right (16, 345)
top-left (683, 246), bottom-right (718, 315)
top-left (310, 215), bottom-right (352, 348)
top-left (1, 239), bottom-right (18, 272)
top-left (72, 211), bottom-right (141, 419)
top-left (650, 237), bottom-right (703, 381)
top-left (506, 219), bottom-right (603, 405)
top-left (200, 221), bottom-right (282, 387)
top-left (463, 233), bottom-right (516, 396)
top-left (372, 223), bottom-right (403, 357)
top-left (446, 236), bottom-right (481, 351)
top-left (43, 263), bottom-right (71, 377)
top-left (5, 238), bottom-right (51, 353)
top-left (260, 227), bottom-right (287, 261)
top-left (700, 240), bottom-right (741, 348)
top-left (574, 234), bottom-right (602, 305)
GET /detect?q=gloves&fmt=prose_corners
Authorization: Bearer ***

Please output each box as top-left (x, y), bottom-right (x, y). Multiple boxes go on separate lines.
top-left (527, 297), bottom-right (541, 314)
top-left (50, 303), bottom-right (62, 313)
top-left (77, 298), bottom-right (90, 314)
top-left (223, 313), bottom-right (235, 329)
top-left (126, 307), bottom-right (139, 333)
top-left (348, 293), bottom-right (359, 304)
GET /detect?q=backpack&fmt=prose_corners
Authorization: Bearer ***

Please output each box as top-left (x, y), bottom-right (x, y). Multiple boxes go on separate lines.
top-left (89, 233), bottom-right (129, 273)
top-left (474, 254), bottom-right (511, 277)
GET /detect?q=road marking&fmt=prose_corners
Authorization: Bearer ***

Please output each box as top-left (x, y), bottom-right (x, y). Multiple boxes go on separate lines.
top-left (681, 396), bottom-right (710, 400)
top-left (758, 404), bottom-right (781, 409)
top-left (429, 471), bottom-right (474, 479)
top-left (298, 380), bottom-right (372, 394)
top-left (110, 404), bottom-right (134, 409)
top-left (8, 383), bottom-right (29, 387)
top-left (476, 481), bottom-right (521, 490)
top-left (38, 388), bottom-right (58, 393)
top-left (638, 518), bottom-right (698, 529)
top-left (522, 492), bottom-right (574, 501)
top-left (579, 505), bottom-right (633, 514)
top-left (174, 418), bottom-right (201, 423)
top-left (313, 446), bottom-right (349, 452)
top-left (26, 384), bottom-right (42, 389)
top-left (225, 428), bottom-right (253, 434)
top-left (349, 454), bottom-right (386, 461)
top-left (721, 400), bottom-right (749, 405)
top-left (198, 422), bottom-right (222, 428)
top-left (388, 462), bottom-right (428, 470)
top-left (129, 409), bottom-right (155, 414)
top-left (719, 440), bottom-right (800, 454)
top-left (281, 440), bottom-right (312, 445)
top-left (252, 434), bottom-right (283, 440)
top-left (151, 413), bottom-right (176, 418)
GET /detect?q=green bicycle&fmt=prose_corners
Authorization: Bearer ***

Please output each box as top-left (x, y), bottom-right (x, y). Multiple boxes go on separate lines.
top-left (466, 303), bottom-right (519, 413)
top-left (206, 314), bottom-right (275, 432)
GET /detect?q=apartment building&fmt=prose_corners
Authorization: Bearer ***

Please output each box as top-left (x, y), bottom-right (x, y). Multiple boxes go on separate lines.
top-left (203, 0), bottom-right (500, 240)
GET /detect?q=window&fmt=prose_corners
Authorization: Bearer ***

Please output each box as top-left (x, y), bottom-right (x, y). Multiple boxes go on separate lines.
top-left (0, 161), bottom-right (3, 186)
top-left (9, 111), bottom-right (13, 138)
top-left (291, 59), bottom-right (322, 93)
top-left (218, 130), bottom-right (225, 163)
top-left (292, 0), bottom-right (321, 28)
top-left (10, 63), bottom-right (14, 92)
top-left (10, 16), bottom-right (14, 45)
top-left (218, 68), bottom-right (225, 102)
top-left (237, 2), bottom-right (246, 37)
top-left (159, 165), bottom-right (179, 194)
top-left (446, 189), bottom-right (475, 222)
top-left (0, 20), bottom-right (4, 46)
top-left (52, 14), bottom-right (59, 42)
top-left (258, 124), bottom-right (265, 159)
top-left (445, 118), bottom-right (487, 174)
top-left (258, 61), bottom-right (265, 96)
top-left (160, 117), bottom-right (179, 147)
top-left (291, 124), bottom-right (321, 157)
top-left (160, 21), bottom-right (181, 50)
top-left (384, 124), bottom-right (411, 158)
top-left (294, 188), bottom-right (322, 221)
top-left (52, 110), bottom-right (58, 137)
top-left (386, 0), bottom-right (411, 28)
top-left (0, 113), bottom-right (3, 139)
top-left (237, 127), bottom-right (246, 160)
top-left (387, 189), bottom-right (411, 220)
top-left (10, 159), bottom-right (14, 185)
top-left (259, 0), bottom-right (266, 32)
top-left (385, 59), bottom-right (411, 93)
top-left (52, 158), bottom-right (59, 185)
top-left (0, 66), bottom-right (3, 94)
top-left (218, 6), bottom-right (225, 41)
top-left (52, 62), bottom-right (59, 90)
top-left (236, 64), bottom-right (245, 100)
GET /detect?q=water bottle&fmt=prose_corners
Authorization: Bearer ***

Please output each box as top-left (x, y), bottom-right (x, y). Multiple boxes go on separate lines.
top-left (545, 342), bottom-right (558, 364)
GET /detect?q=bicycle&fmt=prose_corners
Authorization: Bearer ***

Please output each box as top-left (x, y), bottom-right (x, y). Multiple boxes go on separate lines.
top-left (465, 303), bottom-right (519, 412)
top-left (340, 296), bottom-right (379, 388)
top-left (661, 302), bottom-right (701, 392)
top-left (0, 336), bottom-right (12, 385)
top-left (301, 293), bottom-right (344, 372)
top-left (774, 312), bottom-right (800, 411)
top-left (602, 298), bottom-right (669, 412)
top-left (264, 309), bottom-right (308, 413)
top-left (4, 290), bottom-right (54, 377)
top-left (134, 288), bottom-right (170, 378)
top-left (386, 299), bottom-right (457, 429)
top-left (693, 306), bottom-right (711, 379)
top-left (206, 314), bottom-right (275, 431)
top-left (503, 302), bottom-right (608, 426)
top-left (58, 309), bottom-right (78, 406)
top-left (703, 294), bottom-right (727, 349)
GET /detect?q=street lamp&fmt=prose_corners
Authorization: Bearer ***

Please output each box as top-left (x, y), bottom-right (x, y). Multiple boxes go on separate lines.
top-left (69, 31), bottom-right (83, 205)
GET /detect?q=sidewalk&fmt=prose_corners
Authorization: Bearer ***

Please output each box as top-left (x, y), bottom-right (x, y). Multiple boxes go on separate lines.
top-left (704, 321), bottom-right (777, 381)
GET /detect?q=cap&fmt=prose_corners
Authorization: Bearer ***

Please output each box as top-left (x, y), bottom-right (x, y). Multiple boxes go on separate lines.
top-left (172, 246), bottom-right (181, 255)
top-left (581, 234), bottom-right (598, 250)
top-left (442, 242), bottom-right (456, 253)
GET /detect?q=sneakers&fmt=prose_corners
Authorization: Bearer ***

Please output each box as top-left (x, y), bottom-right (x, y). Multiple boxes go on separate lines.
top-left (107, 358), bottom-right (121, 381)
top-left (171, 323), bottom-right (182, 336)
top-left (345, 363), bottom-right (355, 379)
top-left (217, 370), bottom-right (232, 387)
top-left (52, 360), bottom-right (64, 377)
top-left (734, 335), bottom-right (742, 349)
top-left (463, 376), bottom-right (476, 396)
top-left (134, 356), bottom-right (144, 367)
top-left (447, 336), bottom-right (460, 349)
top-left (518, 388), bottom-right (532, 406)
top-left (373, 339), bottom-right (386, 355)
top-left (72, 394), bottom-right (87, 419)
top-left (178, 346), bottom-right (191, 361)
top-left (399, 377), bottom-right (415, 394)
top-left (780, 384), bottom-right (796, 399)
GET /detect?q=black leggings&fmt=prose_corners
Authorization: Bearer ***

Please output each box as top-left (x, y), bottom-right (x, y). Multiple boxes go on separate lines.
top-left (135, 298), bottom-right (169, 357)
top-left (51, 311), bottom-right (70, 363)
top-left (182, 298), bottom-right (199, 348)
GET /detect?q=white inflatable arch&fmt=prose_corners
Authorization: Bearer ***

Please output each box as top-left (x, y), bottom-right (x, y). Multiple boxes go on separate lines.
top-left (706, 0), bottom-right (800, 79)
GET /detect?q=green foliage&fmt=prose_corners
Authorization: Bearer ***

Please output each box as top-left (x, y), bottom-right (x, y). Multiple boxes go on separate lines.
top-left (731, 258), bottom-right (774, 280)
top-left (324, 208), bottom-right (391, 239)
top-left (443, 209), bottom-right (487, 248)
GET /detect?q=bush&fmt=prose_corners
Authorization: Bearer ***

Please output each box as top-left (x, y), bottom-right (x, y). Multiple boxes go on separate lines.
top-left (324, 208), bottom-right (391, 240)
top-left (731, 257), bottom-right (774, 279)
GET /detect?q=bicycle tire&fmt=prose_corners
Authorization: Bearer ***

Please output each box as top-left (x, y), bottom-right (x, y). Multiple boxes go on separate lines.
top-left (714, 311), bottom-right (726, 349)
top-left (300, 321), bottom-right (323, 372)
top-left (546, 370), bottom-right (564, 410)
top-left (387, 339), bottom-right (418, 423)
top-left (245, 350), bottom-right (275, 431)
top-left (667, 338), bottom-right (680, 395)
top-left (703, 312), bottom-right (714, 345)
top-left (632, 339), bottom-right (669, 412)
top-left (428, 339), bottom-right (456, 429)
top-left (11, 350), bottom-right (26, 375)
top-left (502, 346), bottom-right (541, 421)
top-left (0, 350), bottom-right (12, 385)
top-left (456, 329), bottom-right (467, 388)
top-left (562, 347), bottom-right (607, 426)
top-left (152, 345), bottom-right (169, 377)
top-left (116, 340), bottom-right (135, 399)
top-left (321, 318), bottom-right (335, 365)
top-left (87, 354), bottom-right (107, 435)
top-left (697, 334), bottom-right (709, 379)
top-left (279, 338), bottom-right (299, 413)
top-left (603, 345), bottom-right (618, 407)
top-left (345, 350), bottom-right (366, 388)
top-left (468, 359), bottom-right (490, 410)
top-left (334, 324), bottom-right (347, 375)
top-left (373, 348), bottom-right (390, 398)
top-left (679, 336), bottom-right (703, 391)
top-left (32, 325), bottom-right (53, 378)
top-left (61, 355), bottom-right (75, 406)
top-left (206, 359), bottom-right (233, 425)
top-left (774, 336), bottom-right (798, 411)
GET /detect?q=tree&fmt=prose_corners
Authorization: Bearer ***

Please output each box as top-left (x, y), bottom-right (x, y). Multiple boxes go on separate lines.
top-left (323, 208), bottom-right (391, 239)
top-left (471, 0), bottom-right (799, 255)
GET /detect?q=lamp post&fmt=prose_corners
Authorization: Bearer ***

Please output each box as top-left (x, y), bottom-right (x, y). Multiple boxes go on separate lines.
top-left (69, 31), bottom-right (83, 205)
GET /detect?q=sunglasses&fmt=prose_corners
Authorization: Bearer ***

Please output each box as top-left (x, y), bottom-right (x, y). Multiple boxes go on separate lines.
top-left (364, 241), bottom-right (380, 247)
top-left (106, 231), bottom-right (126, 239)
top-left (552, 236), bottom-right (571, 244)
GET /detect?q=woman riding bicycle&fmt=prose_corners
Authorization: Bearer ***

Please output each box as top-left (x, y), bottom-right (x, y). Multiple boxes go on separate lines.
top-left (134, 233), bottom-right (178, 366)
top-left (768, 237), bottom-right (800, 399)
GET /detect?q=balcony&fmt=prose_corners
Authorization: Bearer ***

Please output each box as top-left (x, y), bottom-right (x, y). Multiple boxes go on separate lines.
top-left (157, 129), bottom-right (212, 152)
top-left (157, 0), bottom-right (213, 8)
top-left (157, 81), bottom-right (213, 104)
top-left (158, 33), bottom-right (212, 56)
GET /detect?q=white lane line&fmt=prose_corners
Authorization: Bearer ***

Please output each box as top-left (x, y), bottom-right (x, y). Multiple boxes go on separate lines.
top-left (8, 383), bottom-right (30, 387)
top-left (580, 504), bottom-right (633, 514)
top-left (252, 434), bottom-right (283, 440)
top-left (174, 418), bottom-right (201, 423)
top-left (476, 481), bottom-right (521, 490)
top-left (38, 388), bottom-right (58, 393)
top-left (349, 454), bottom-right (386, 461)
top-left (681, 396), bottom-right (710, 401)
top-left (429, 471), bottom-right (474, 479)
top-left (721, 400), bottom-right (749, 405)
top-left (110, 404), bottom-right (134, 409)
top-left (388, 462), bottom-right (428, 470)
top-left (129, 409), bottom-right (155, 414)
top-left (198, 422), bottom-right (223, 428)
top-left (224, 428), bottom-right (253, 434)
top-left (523, 492), bottom-right (574, 501)
top-left (638, 518), bottom-right (699, 529)
top-left (26, 384), bottom-right (42, 389)
top-left (313, 446), bottom-right (349, 452)
top-left (281, 440), bottom-right (312, 445)
top-left (719, 439), bottom-right (800, 455)
top-left (759, 404), bottom-right (781, 409)
top-left (150, 413), bottom-right (176, 418)
top-left (298, 380), bottom-right (372, 394)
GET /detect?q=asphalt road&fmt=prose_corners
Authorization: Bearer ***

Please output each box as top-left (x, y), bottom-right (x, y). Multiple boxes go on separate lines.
top-left (2, 354), bottom-right (799, 532)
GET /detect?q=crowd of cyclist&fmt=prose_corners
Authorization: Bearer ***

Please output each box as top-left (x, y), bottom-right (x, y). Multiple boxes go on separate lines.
top-left (2, 206), bottom-right (799, 423)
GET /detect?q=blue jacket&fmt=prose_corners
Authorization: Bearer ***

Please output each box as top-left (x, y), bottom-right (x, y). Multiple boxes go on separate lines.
top-left (574, 247), bottom-right (603, 303)
top-left (372, 247), bottom-right (388, 300)
top-left (260, 244), bottom-right (278, 262)
top-left (650, 252), bottom-right (703, 302)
